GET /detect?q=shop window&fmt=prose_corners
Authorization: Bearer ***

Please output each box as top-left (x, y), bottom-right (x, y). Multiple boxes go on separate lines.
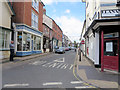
top-left (17, 32), bottom-right (22, 51)
top-left (36, 37), bottom-right (41, 50)
top-left (32, 11), bottom-right (38, 29)
top-left (23, 32), bottom-right (31, 51)
top-left (34, 36), bottom-right (36, 50)
top-left (0, 30), bottom-right (11, 49)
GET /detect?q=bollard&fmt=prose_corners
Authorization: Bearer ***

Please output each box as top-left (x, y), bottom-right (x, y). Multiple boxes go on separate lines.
top-left (79, 50), bottom-right (81, 61)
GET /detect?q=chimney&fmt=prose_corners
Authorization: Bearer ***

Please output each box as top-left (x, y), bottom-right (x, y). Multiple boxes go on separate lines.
top-left (43, 8), bottom-right (46, 15)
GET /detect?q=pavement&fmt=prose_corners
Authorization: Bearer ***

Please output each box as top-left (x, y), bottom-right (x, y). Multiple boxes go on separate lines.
top-left (1, 52), bottom-right (53, 64)
top-left (75, 51), bottom-right (119, 89)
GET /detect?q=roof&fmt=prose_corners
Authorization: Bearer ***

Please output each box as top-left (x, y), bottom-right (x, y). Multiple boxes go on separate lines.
top-left (7, 0), bottom-right (15, 15)
top-left (84, 18), bottom-right (120, 37)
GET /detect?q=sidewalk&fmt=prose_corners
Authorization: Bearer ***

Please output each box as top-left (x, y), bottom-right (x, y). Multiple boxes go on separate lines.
top-left (75, 52), bottom-right (119, 88)
top-left (1, 52), bottom-right (53, 64)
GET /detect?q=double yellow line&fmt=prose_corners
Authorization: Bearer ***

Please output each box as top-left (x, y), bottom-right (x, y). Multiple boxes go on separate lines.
top-left (73, 54), bottom-right (98, 89)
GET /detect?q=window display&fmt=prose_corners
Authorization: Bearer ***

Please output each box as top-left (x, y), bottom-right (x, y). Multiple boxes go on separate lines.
top-left (23, 32), bottom-right (31, 51)
top-left (36, 37), bottom-right (41, 50)
top-left (17, 32), bottom-right (22, 51)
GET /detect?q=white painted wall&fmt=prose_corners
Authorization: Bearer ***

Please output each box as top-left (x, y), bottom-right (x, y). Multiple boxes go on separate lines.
top-left (0, 2), bottom-right (12, 29)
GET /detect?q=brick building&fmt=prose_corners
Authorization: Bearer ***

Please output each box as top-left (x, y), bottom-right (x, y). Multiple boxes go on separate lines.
top-left (12, 0), bottom-right (44, 56)
top-left (52, 20), bottom-right (63, 52)
top-left (43, 10), bottom-right (53, 52)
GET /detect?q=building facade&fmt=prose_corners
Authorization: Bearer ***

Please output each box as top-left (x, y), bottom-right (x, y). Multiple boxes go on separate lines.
top-left (43, 11), bottom-right (53, 52)
top-left (12, 0), bottom-right (44, 56)
top-left (0, 1), bottom-right (15, 59)
top-left (82, 0), bottom-right (120, 72)
top-left (63, 34), bottom-right (72, 47)
top-left (52, 20), bottom-right (63, 51)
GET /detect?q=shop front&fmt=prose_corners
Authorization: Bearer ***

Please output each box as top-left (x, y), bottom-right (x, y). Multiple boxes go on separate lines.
top-left (91, 18), bottom-right (120, 72)
top-left (101, 26), bottom-right (120, 72)
top-left (14, 24), bottom-right (43, 56)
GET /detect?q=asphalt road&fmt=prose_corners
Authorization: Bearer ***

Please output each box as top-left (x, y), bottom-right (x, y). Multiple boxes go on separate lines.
top-left (2, 50), bottom-right (95, 89)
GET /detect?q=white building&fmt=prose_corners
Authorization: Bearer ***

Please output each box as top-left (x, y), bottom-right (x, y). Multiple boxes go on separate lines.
top-left (0, 1), bottom-right (15, 59)
top-left (82, 0), bottom-right (120, 72)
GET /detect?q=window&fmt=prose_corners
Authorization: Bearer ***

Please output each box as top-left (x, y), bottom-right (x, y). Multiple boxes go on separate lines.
top-left (34, 36), bottom-right (41, 50)
top-left (36, 37), bottom-right (41, 50)
top-left (32, 11), bottom-right (38, 29)
top-left (0, 30), bottom-right (11, 49)
top-left (32, 0), bottom-right (39, 12)
top-left (23, 32), bottom-right (31, 51)
top-left (17, 32), bottom-right (22, 51)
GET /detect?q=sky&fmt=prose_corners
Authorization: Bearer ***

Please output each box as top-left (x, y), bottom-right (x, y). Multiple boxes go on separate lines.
top-left (41, 0), bottom-right (85, 43)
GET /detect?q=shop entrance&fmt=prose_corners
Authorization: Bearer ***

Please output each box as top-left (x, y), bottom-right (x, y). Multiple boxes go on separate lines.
top-left (104, 38), bottom-right (119, 71)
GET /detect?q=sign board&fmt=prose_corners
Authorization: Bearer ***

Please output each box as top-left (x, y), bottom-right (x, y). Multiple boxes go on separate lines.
top-left (106, 42), bottom-right (113, 52)
top-left (101, 9), bottom-right (120, 17)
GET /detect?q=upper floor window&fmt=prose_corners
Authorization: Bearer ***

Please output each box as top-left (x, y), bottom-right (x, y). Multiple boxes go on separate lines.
top-left (32, 11), bottom-right (38, 29)
top-left (32, 0), bottom-right (39, 12)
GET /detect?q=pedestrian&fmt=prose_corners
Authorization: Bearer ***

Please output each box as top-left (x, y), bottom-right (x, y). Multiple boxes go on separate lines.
top-left (9, 41), bottom-right (15, 61)
top-left (44, 44), bottom-right (46, 53)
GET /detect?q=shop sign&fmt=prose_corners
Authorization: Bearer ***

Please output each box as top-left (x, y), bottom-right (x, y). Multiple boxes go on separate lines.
top-left (101, 9), bottom-right (120, 17)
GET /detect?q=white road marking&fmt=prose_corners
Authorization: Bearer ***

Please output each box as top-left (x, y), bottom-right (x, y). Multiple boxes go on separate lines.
top-left (69, 64), bottom-right (73, 70)
top-left (56, 63), bottom-right (63, 68)
top-left (75, 86), bottom-right (90, 89)
top-left (4, 83), bottom-right (29, 87)
top-left (54, 58), bottom-right (65, 62)
top-left (60, 64), bottom-right (68, 69)
top-left (30, 61), bottom-right (46, 65)
top-left (43, 82), bottom-right (62, 86)
top-left (48, 63), bottom-right (59, 68)
top-left (70, 81), bottom-right (83, 84)
top-left (42, 62), bottom-right (54, 67)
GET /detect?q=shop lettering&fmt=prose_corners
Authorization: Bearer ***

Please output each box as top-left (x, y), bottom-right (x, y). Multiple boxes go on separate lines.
top-left (101, 9), bottom-right (120, 17)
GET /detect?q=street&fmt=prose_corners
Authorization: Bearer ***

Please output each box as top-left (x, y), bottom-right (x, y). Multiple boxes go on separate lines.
top-left (2, 50), bottom-right (94, 89)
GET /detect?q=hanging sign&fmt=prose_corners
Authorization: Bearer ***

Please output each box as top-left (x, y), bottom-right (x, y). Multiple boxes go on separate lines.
top-left (101, 9), bottom-right (120, 17)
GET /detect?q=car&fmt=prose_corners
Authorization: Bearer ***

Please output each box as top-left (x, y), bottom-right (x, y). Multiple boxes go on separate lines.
top-left (68, 46), bottom-right (71, 50)
top-left (65, 47), bottom-right (69, 51)
top-left (55, 47), bottom-right (65, 54)
top-left (71, 47), bottom-right (75, 50)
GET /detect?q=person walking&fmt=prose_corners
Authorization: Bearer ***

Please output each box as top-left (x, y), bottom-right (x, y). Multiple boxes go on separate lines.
top-left (9, 41), bottom-right (15, 61)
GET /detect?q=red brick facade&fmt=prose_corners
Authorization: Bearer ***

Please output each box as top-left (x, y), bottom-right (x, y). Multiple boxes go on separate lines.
top-left (12, 1), bottom-right (44, 32)
top-left (52, 20), bottom-right (63, 42)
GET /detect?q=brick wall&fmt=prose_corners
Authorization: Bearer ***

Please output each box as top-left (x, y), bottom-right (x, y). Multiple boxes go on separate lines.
top-left (12, 1), bottom-right (43, 32)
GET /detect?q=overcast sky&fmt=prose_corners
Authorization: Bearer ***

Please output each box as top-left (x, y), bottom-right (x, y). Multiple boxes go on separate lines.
top-left (41, 0), bottom-right (85, 43)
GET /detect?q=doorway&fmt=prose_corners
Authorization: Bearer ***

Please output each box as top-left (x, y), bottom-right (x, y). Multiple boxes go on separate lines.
top-left (103, 38), bottom-right (119, 71)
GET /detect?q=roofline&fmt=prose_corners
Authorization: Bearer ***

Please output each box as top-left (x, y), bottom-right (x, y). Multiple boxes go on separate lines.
top-left (84, 18), bottom-right (120, 37)
top-left (7, 0), bottom-right (15, 15)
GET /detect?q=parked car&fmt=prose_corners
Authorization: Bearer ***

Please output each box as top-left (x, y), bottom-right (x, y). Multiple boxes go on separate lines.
top-left (71, 47), bottom-right (75, 50)
top-left (55, 47), bottom-right (65, 54)
top-left (68, 46), bottom-right (71, 50)
top-left (65, 47), bottom-right (69, 51)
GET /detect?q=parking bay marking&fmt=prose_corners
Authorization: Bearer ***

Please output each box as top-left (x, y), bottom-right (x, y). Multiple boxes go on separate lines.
top-left (70, 81), bottom-right (83, 84)
top-left (4, 83), bottom-right (29, 87)
top-left (75, 86), bottom-right (90, 89)
top-left (43, 82), bottom-right (62, 86)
